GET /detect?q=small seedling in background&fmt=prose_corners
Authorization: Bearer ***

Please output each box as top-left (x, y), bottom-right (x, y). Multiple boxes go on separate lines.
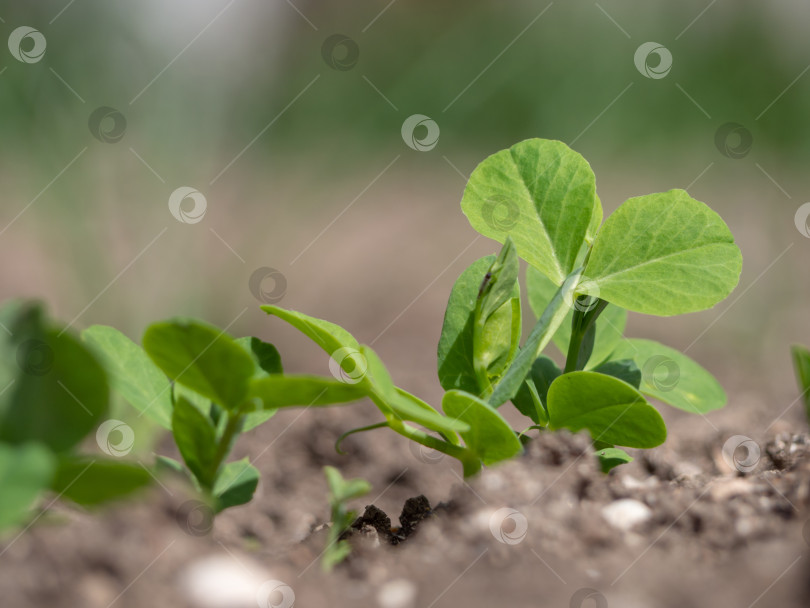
top-left (791, 344), bottom-right (810, 423)
top-left (322, 466), bottom-right (371, 571)
top-left (260, 138), bottom-right (742, 474)
top-left (83, 319), bottom-right (284, 514)
top-left (0, 301), bottom-right (151, 533)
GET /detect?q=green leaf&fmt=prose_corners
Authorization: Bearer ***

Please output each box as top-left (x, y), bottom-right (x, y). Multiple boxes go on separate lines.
top-left (261, 304), bottom-right (361, 361)
top-left (511, 355), bottom-right (560, 424)
top-left (478, 237), bottom-right (519, 321)
top-left (442, 390), bottom-right (522, 466)
top-left (0, 442), bottom-right (55, 530)
top-left (50, 456), bottom-right (152, 507)
top-left (388, 388), bottom-right (469, 436)
top-left (461, 138), bottom-right (600, 285)
top-left (241, 411), bottom-right (276, 432)
top-left (82, 325), bottom-right (173, 429)
top-left (214, 458), bottom-right (260, 512)
top-left (248, 375), bottom-right (368, 408)
top-left (609, 339), bottom-right (726, 414)
top-left (438, 256), bottom-right (495, 393)
top-left (489, 267), bottom-right (582, 407)
top-left (235, 337), bottom-right (283, 377)
top-left (596, 447), bottom-right (633, 473)
top-left (172, 397), bottom-right (218, 487)
top-left (526, 266), bottom-right (628, 367)
top-left (324, 465), bottom-right (371, 505)
top-left (592, 359), bottom-right (642, 388)
top-left (791, 344), bottom-right (810, 422)
top-left (547, 372), bottom-right (666, 449)
top-left (0, 302), bottom-right (108, 452)
top-left (143, 319), bottom-right (255, 410)
top-left (584, 189), bottom-right (743, 316)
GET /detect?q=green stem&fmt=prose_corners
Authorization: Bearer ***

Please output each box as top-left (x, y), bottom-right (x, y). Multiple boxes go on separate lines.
top-left (472, 301), bottom-right (494, 399)
top-left (205, 411), bottom-right (243, 490)
top-left (564, 299), bottom-right (608, 373)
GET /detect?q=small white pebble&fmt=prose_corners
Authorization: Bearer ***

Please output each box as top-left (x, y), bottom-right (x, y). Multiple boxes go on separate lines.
top-left (601, 499), bottom-right (652, 531)
top-left (180, 554), bottom-right (271, 608)
top-left (377, 579), bottom-right (417, 608)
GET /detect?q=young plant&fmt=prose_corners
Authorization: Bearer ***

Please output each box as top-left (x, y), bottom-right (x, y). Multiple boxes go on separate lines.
top-left (82, 320), bottom-right (283, 513)
top-left (322, 466), bottom-right (371, 571)
top-left (791, 344), bottom-right (810, 424)
top-left (0, 300), bottom-right (151, 532)
top-left (259, 138), bottom-right (742, 475)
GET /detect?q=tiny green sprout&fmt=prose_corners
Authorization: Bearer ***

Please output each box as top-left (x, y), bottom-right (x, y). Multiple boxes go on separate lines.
top-left (0, 300), bottom-right (151, 533)
top-left (322, 466), bottom-right (371, 571)
top-left (790, 344), bottom-right (810, 424)
top-left (82, 320), bottom-right (283, 514)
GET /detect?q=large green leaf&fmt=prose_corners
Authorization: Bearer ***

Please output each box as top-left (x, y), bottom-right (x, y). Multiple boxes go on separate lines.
top-left (0, 303), bottom-right (108, 452)
top-left (214, 458), bottom-right (260, 512)
top-left (584, 189), bottom-right (742, 316)
top-left (526, 266), bottom-right (628, 367)
top-left (461, 138), bottom-right (600, 285)
top-left (791, 344), bottom-right (810, 422)
top-left (261, 304), bottom-right (360, 357)
top-left (489, 268), bottom-right (582, 407)
top-left (50, 456), bottom-right (152, 506)
top-left (143, 319), bottom-right (254, 411)
top-left (609, 339), bottom-right (726, 414)
top-left (248, 375), bottom-right (369, 408)
top-left (172, 396), bottom-right (218, 487)
top-left (442, 390), bottom-right (522, 466)
top-left (547, 372), bottom-right (666, 449)
top-left (0, 442), bottom-right (55, 530)
top-left (82, 325), bottom-right (173, 429)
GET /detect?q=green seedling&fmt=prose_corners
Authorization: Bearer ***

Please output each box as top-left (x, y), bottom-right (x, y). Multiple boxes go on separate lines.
top-left (260, 138), bottom-right (742, 474)
top-left (322, 466), bottom-right (371, 571)
top-left (82, 320), bottom-right (283, 513)
top-left (0, 300), bottom-right (151, 532)
top-left (790, 344), bottom-right (810, 424)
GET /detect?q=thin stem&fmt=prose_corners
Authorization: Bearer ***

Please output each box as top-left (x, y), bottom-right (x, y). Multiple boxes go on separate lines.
top-left (205, 411), bottom-right (243, 489)
top-left (564, 299), bottom-right (608, 373)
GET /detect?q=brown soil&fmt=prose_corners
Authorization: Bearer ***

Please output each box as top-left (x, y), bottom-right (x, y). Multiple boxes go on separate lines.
top-left (2, 399), bottom-right (810, 608)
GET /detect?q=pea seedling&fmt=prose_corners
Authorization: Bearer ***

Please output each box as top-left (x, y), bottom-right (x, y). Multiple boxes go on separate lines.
top-left (263, 138), bottom-right (742, 473)
top-left (322, 466), bottom-right (371, 571)
top-left (83, 319), bottom-right (284, 513)
top-left (0, 301), bottom-right (151, 532)
top-left (791, 344), bottom-right (810, 424)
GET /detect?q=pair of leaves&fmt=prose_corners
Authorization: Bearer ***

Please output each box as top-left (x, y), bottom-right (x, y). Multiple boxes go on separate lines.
top-left (462, 138), bottom-right (742, 317)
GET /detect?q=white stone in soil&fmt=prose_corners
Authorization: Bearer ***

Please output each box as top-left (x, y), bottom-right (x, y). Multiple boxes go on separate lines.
top-left (377, 579), bottom-right (417, 608)
top-left (601, 499), bottom-right (652, 531)
top-left (180, 553), bottom-right (272, 608)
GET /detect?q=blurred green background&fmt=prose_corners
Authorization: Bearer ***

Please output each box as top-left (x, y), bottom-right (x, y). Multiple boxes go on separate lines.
top-left (1, 0), bottom-right (809, 428)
